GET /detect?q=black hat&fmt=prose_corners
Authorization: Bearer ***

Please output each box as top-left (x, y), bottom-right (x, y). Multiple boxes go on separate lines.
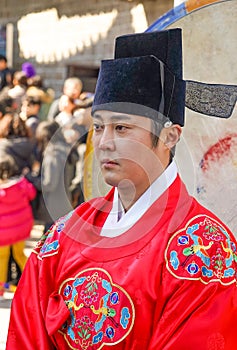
top-left (115, 29), bottom-right (183, 80)
top-left (92, 29), bottom-right (237, 126)
top-left (92, 54), bottom-right (185, 125)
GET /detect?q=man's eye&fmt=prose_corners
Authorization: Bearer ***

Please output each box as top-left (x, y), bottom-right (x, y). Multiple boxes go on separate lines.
top-left (115, 125), bottom-right (127, 131)
top-left (93, 123), bottom-right (103, 131)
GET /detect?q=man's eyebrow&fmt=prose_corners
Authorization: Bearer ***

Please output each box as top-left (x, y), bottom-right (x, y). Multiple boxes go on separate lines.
top-left (93, 113), bottom-right (132, 122)
top-left (92, 113), bottom-right (102, 121)
top-left (111, 115), bottom-right (132, 122)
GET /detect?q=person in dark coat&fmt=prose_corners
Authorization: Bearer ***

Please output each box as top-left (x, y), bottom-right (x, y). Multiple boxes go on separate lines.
top-left (0, 113), bottom-right (35, 174)
top-left (0, 55), bottom-right (13, 91)
top-left (25, 121), bottom-right (78, 232)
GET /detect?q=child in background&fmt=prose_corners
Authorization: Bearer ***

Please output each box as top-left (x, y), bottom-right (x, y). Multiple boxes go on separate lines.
top-left (0, 154), bottom-right (36, 286)
top-left (8, 71), bottom-right (28, 112)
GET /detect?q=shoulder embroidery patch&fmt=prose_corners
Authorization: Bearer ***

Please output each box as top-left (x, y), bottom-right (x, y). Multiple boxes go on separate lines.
top-left (58, 268), bottom-right (135, 349)
top-left (33, 211), bottom-right (73, 259)
top-left (165, 215), bottom-right (237, 285)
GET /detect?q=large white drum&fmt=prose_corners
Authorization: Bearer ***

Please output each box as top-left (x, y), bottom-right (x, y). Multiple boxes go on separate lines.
top-left (84, 0), bottom-right (237, 234)
top-left (148, 0), bottom-right (237, 233)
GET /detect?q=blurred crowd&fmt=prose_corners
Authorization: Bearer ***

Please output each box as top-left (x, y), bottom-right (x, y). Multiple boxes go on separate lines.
top-left (0, 54), bottom-right (94, 291)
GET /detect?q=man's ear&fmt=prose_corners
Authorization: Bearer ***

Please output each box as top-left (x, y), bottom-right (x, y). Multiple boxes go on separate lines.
top-left (162, 124), bottom-right (182, 150)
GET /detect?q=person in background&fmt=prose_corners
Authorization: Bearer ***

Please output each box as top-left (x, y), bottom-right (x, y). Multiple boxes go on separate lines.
top-left (26, 74), bottom-right (55, 121)
top-left (55, 93), bottom-right (83, 148)
top-left (20, 95), bottom-right (41, 137)
top-left (70, 94), bottom-right (94, 206)
top-left (55, 93), bottom-right (91, 207)
top-left (0, 113), bottom-right (36, 283)
top-left (0, 113), bottom-right (35, 174)
top-left (7, 29), bottom-right (237, 349)
top-left (0, 154), bottom-right (36, 286)
top-left (47, 77), bottom-right (83, 121)
top-left (8, 71), bottom-right (28, 112)
top-left (0, 55), bottom-right (13, 92)
top-left (73, 92), bottom-right (94, 133)
top-left (55, 94), bottom-right (77, 127)
top-left (0, 55), bottom-right (14, 114)
top-left (24, 121), bottom-right (78, 232)
top-left (0, 93), bottom-right (14, 116)
top-left (22, 62), bottom-right (54, 121)
top-left (21, 61), bottom-right (36, 81)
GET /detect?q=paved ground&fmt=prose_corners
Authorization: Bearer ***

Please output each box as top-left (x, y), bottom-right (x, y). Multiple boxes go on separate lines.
top-left (0, 297), bottom-right (12, 350)
top-left (0, 223), bottom-right (44, 350)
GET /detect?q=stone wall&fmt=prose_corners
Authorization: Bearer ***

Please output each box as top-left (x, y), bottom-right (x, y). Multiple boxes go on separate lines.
top-left (0, 0), bottom-right (173, 98)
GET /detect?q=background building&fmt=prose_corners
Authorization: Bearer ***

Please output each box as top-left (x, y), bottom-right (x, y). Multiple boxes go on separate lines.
top-left (0, 0), bottom-right (173, 96)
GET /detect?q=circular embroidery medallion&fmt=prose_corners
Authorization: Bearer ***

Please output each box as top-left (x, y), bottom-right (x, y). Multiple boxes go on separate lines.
top-left (165, 215), bottom-right (237, 285)
top-left (58, 268), bottom-right (135, 349)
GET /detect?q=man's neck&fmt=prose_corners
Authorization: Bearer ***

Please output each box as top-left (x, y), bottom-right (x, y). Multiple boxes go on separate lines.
top-left (100, 161), bottom-right (177, 237)
top-left (118, 159), bottom-right (170, 211)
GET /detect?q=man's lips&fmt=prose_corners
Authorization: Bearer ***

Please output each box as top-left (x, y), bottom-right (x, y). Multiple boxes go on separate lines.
top-left (100, 159), bottom-right (119, 167)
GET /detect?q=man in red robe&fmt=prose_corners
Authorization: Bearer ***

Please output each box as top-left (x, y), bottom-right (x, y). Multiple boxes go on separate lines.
top-left (6, 29), bottom-right (237, 350)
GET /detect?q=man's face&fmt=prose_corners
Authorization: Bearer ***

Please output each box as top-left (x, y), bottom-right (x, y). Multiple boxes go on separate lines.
top-left (0, 59), bottom-right (7, 70)
top-left (92, 110), bottom-right (165, 195)
top-left (64, 82), bottom-right (81, 100)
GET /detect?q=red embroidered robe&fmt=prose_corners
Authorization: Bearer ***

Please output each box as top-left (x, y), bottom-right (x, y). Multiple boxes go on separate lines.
top-left (6, 175), bottom-right (237, 350)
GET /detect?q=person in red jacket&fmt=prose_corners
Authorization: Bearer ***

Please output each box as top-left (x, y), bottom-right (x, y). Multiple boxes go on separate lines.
top-left (6, 29), bottom-right (237, 350)
top-left (0, 154), bottom-right (36, 285)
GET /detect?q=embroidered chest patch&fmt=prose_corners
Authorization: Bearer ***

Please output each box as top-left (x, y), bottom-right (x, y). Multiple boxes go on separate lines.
top-left (34, 211), bottom-right (73, 259)
top-left (165, 215), bottom-right (237, 285)
top-left (58, 268), bottom-right (135, 349)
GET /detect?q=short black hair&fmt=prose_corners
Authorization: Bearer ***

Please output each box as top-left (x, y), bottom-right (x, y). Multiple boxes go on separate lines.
top-left (0, 154), bottom-right (18, 180)
top-left (150, 119), bottom-right (176, 160)
top-left (0, 54), bottom-right (7, 62)
top-left (25, 95), bottom-right (42, 106)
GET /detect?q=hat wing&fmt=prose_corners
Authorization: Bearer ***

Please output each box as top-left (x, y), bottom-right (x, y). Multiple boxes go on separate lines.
top-left (185, 81), bottom-right (237, 118)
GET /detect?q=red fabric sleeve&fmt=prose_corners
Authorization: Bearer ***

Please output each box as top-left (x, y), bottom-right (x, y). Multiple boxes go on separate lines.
top-left (6, 253), bottom-right (57, 350)
top-left (22, 177), bottom-right (37, 201)
top-left (148, 278), bottom-right (237, 350)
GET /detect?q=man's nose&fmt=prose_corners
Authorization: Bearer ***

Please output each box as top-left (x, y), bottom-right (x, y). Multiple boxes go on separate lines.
top-left (98, 127), bottom-right (115, 151)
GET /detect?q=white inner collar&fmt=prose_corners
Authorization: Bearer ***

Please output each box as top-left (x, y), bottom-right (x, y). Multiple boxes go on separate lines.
top-left (100, 161), bottom-right (178, 237)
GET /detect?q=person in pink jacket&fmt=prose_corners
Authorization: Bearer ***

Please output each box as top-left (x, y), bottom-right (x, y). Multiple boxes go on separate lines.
top-left (0, 153), bottom-right (36, 286)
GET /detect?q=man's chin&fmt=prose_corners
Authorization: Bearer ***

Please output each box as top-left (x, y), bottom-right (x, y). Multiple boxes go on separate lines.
top-left (103, 175), bottom-right (119, 188)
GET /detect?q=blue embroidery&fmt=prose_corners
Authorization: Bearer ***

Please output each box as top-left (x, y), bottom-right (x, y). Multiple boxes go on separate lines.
top-left (102, 279), bottom-right (112, 293)
top-left (59, 268), bottom-right (135, 348)
top-left (186, 230), bottom-right (212, 267)
top-left (93, 331), bottom-right (103, 344)
top-left (57, 223), bottom-right (65, 232)
top-left (37, 211), bottom-right (73, 258)
top-left (187, 262), bottom-right (199, 275)
top-left (166, 215), bottom-right (237, 285)
top-left (41, 240), bottom-right (59, 254)
top-left (201, 266), bottom-right (213, 278)
top-left (110, 292), bottom-right (119, 305)
top-left (106, 326), bottom-right (115, 339)
top-left (74, 277), bottom-right (86, 286)
top-left (64, 285), bottom-right (72, 297)
top-left (187, 223), bottom-right (199, 235)
top-left (178, 235), bottom-right (189, 245)
top-left (224, 268), bottom-right (235, 277)
top-left (120, 307), bottom-right (130, 329)
top-left (170, 250), bottom-right (179, 270)
top-left (225, 256), bottom-right (233, 268)
top-left (57, 211), bottom-right (73, 232)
